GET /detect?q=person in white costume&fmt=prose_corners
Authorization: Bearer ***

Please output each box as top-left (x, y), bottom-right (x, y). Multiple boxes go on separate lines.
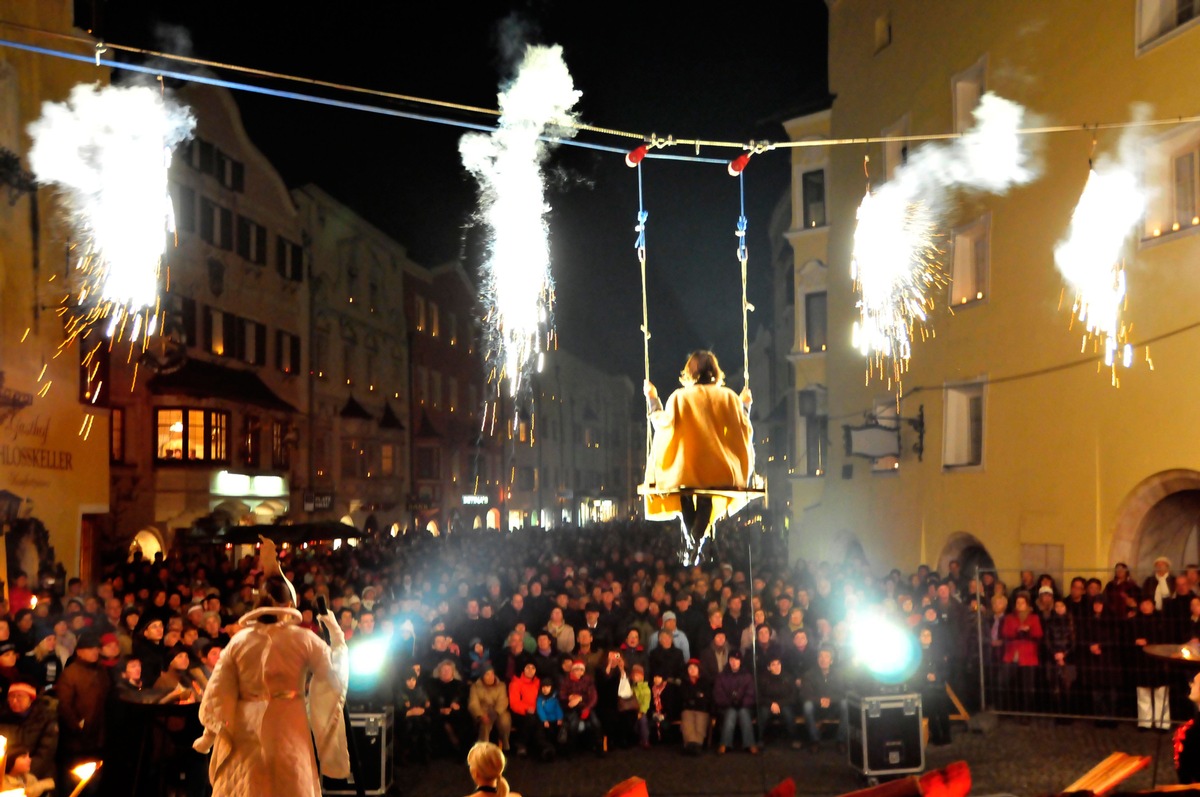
top-left (193, 538), bottom-right (349, 797)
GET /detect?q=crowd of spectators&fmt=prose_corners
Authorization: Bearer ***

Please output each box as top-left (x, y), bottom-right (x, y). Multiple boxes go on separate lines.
top-left (4, 517), bottom-right (1200, 795)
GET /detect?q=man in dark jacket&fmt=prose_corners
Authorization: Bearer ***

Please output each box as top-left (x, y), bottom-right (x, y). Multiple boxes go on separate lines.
top-left (757, 655), bottom-right (799, 749)
top-left (427, 659), bottom-right (472, 755)
top-left (648, 629), bottom-right (685, 684)
top-left (800, 646), bottom-right (848, 752)
top-left (56, 629), bottom-right (109, 791)
top-left (699, 630), bottom-right (731, 684)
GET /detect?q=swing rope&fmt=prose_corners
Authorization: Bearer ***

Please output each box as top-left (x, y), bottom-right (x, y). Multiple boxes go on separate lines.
top-left (736, 171), bottom-right (754, 390)
top-left (636, 162), bottom-right (652, 462)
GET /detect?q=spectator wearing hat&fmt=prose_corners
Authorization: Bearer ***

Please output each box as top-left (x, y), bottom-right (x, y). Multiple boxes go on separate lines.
top-left (713, 649), bottom-right (757, 755)
top-left (154, 643), bottom-right (199, 704)
top-left (55, 628), bottom-right (108, 792)
top-left (0, 681), bottom-right (58, 780)
top-left (580, 604), bottom-right (613, 651)
top-left (1145, 557), bottom-right (1178, 612)
top-left (560, 659), bottom-right (602, 755)
top-left (648, 610), bottom-right (690, 661)
top-left (0, 642), bottom-right (22, 694)
top-left (468, 665), bottom-right (511, 750)
top-left (20, 624), bottom-right (62, 692)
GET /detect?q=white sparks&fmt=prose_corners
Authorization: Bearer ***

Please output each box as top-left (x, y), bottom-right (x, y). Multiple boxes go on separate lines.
top-left (460, 45), bottom-right (580, 402)
top-left (851, 92), bottom-right (1038, 383)
top-left (1053, 114), bottom-right (1147, 380)
top-left (27, 83), bottom-right (194, 336)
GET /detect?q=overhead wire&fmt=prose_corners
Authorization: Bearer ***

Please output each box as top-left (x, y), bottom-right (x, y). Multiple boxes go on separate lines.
top-left (4, 18), bottom-right (1200, 157)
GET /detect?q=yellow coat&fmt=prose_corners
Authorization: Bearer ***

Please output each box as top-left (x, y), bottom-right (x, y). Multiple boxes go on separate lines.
top-left (643, 383), bottom-right (754, 523)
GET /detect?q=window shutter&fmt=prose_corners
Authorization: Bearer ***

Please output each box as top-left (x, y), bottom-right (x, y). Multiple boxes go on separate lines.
top-left (181, 297), bottom-right (196, 346)
top-left (236, 216), bottom-right (251, 259)
top-left (255, 225), bottom-right (268, 265)
top-left (202, 307), bottom-right (213, 352)
top-left (291, 334), bottom-right (301, 375)
top-left (231, 161), bottom-right (245, 192)
top-left (256, 323), bottom-right (266, 365)
top-left (219, 207), bottom-right (234, 250)
top-left (225, 313), bottom-right (239, 359)
top-left (199, 198), bottom-right (214, 243)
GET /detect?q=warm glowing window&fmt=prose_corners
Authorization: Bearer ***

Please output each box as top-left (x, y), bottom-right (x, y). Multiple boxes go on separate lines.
top-left (430, 302), bottom-right (440, 338)
top-left (448, 312), bottom-right (458, 346)
top-left (950, 215), bottom-right (990, 306)
top-left (431, 371), bottom-right (442, 409)
top-left (272, 421), bottom-right (291, 470)
top-left (801, 170), bottom-right (826, 228)
top-left (1141, 126), bottom-right (1200, 239)
top-left (415, 296), bottom-right (427, 332)
top-left (155, 408), bottom-right (229, 463)
top-left (381, 444), bottom-right (396, 477)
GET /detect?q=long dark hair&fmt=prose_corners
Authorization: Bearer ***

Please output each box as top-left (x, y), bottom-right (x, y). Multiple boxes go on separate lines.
top-left (679, 350), bottom-right (724, 387)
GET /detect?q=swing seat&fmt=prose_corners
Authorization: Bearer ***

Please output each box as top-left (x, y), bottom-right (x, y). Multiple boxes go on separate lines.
top-left (637, 484), bottom-right (766, 501)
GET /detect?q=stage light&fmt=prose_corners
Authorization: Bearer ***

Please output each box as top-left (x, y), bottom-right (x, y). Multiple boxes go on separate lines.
top-left (849, 612), bottom-right (919, 684)
top-left (625, 144), bottom-right (647, 167)
top-left (728, 152), bottom-right (751, 176)
top-left (349, 636), bottom-right (392, 681)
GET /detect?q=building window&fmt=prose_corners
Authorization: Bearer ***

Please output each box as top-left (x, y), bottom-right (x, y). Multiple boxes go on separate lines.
top-left (944, 382), bottom-right (984, 468)
top-left (155, 408), bottom-right (230, 463)
top-left (110, 407), bottom-right (125, 463)
top-left (343, 344), bottom-right (355, 386)
top-left (341, 437), bottom-right (365, 480)
top-left (517, 467), bottom-right (537, 491)
top-left (199, 199), bottom-right (233, 250)
top-left (416, 446), bottom-right (440, 480)
top-left (950, 215), bottom-right (989, 306)
top-left (1143, 124), bottom-right (1200, 239)
top-left (448, 312), bottom-right (458, 346)
top-left (415, 296), bottom-right (427, 332)
top-left (431, 371), bottom-right (442, 409)
top-left (203, 307), bottom-right (236, 357)
top-left (172, 183), bottom-right (196, 234)
top-left (448, 377), bottom-right (458, 412)
top-left (276, 330), bottom-right (300, 375)
top-left (1138, 0), bottom-right (1200, 50)
top-left (430, 302), bottom-right (440, 338)
top-left (275, 236), bottom-right (303, 281)
top-left (236, 216), bottom-right (268, 265)
top-left (804, 291), bottom-right (827, 353)
top-left (801, 170), bottom-right (826, 229)
top-left (240, 319), bottom-right (266, 365)
top-left (416, 366), bottom-right (429, 405)
top-left (874, 12), bottom-right (892, 52)
top-left (164, 292), bottom-right (196, 346)
top-left (381, 444), bottom-right (396, 477)
top-left (272, 421), bottom-right (291, 470)
top-left (798, 389), bottom-right (827, 477)
top-left (951, 59), bottom-right (986, 134)
top-left (242, 415), bottom-right (261, 469)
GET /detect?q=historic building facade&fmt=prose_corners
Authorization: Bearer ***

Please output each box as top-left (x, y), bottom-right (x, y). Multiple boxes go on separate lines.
top-left (0, 2), bottom-right (112, 583)
top-left (783, 1), bottom-right (1200, 578)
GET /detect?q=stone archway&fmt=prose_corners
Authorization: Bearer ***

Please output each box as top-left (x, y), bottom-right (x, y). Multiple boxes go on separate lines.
top-left (937, 531), bottom-right (995, 581)
top-left (1111, 470), bottom-right (1200, 571)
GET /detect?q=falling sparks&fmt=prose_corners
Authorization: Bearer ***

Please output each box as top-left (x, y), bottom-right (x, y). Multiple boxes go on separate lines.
top-left (26, 83), bottom-right (194, 382)
top-left (1054, 119), bottom-right (1148, 385)
top-left (851, 93), bottom-right (1037, 386)
top-left (460, 45), bottom-right (580, 409)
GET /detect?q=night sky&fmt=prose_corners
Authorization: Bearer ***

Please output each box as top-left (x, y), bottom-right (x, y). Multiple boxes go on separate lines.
top-left (92, 1), bottom-right (830, 385)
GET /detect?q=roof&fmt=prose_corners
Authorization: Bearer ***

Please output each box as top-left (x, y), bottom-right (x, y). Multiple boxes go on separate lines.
top-left (147, 358), bottom-right (297, 412)
top-left (380, 401), bottom-right (405, 430)
top-left (340, 396), bottom-right (374, 420)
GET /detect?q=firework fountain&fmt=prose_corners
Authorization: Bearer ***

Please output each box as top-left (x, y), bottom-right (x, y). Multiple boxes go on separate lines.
top-left (851, 93), bottom-right (1037, 388)
top-left (1053, 123), bottom-right (1147, 381)
top-left (27, 83), bottom-right (195, 373)
top-left (460, 45), bottom-right (580, 425)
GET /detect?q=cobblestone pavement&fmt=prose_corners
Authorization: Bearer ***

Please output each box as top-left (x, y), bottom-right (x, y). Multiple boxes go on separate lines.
top-left (391, 718), bottom-right (1188, 797)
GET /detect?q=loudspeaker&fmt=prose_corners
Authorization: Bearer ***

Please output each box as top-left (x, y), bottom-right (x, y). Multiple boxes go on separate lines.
top-left (847, 692), bottom-right (924, 777)
top-left (322, 707), bottom-right (395, 796)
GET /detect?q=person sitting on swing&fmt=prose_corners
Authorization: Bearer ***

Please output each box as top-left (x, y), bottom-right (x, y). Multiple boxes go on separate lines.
top-left (643, 350), bottom-right (754, 560)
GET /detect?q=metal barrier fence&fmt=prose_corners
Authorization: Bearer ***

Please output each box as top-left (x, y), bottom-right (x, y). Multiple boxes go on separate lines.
top-left (966, 568), bottom-right (1196, 725)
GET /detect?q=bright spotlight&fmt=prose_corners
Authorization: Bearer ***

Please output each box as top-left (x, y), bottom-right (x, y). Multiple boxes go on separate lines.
top-left (849, 613), bottom-right (920, 685)
top-left (349, 636), bottom-right (391, 680)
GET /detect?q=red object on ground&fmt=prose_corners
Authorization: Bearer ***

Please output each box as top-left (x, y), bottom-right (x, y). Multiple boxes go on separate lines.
top-left (604, 777), bottom-right (649, 797)
top-left (765, 778), bottom-right (796, 797)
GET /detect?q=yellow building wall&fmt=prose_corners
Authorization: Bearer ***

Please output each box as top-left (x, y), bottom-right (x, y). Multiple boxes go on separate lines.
top-left (793, 1), bottom-right (1200, 575)
top-left (0, 2), bottom-right (110, 577)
